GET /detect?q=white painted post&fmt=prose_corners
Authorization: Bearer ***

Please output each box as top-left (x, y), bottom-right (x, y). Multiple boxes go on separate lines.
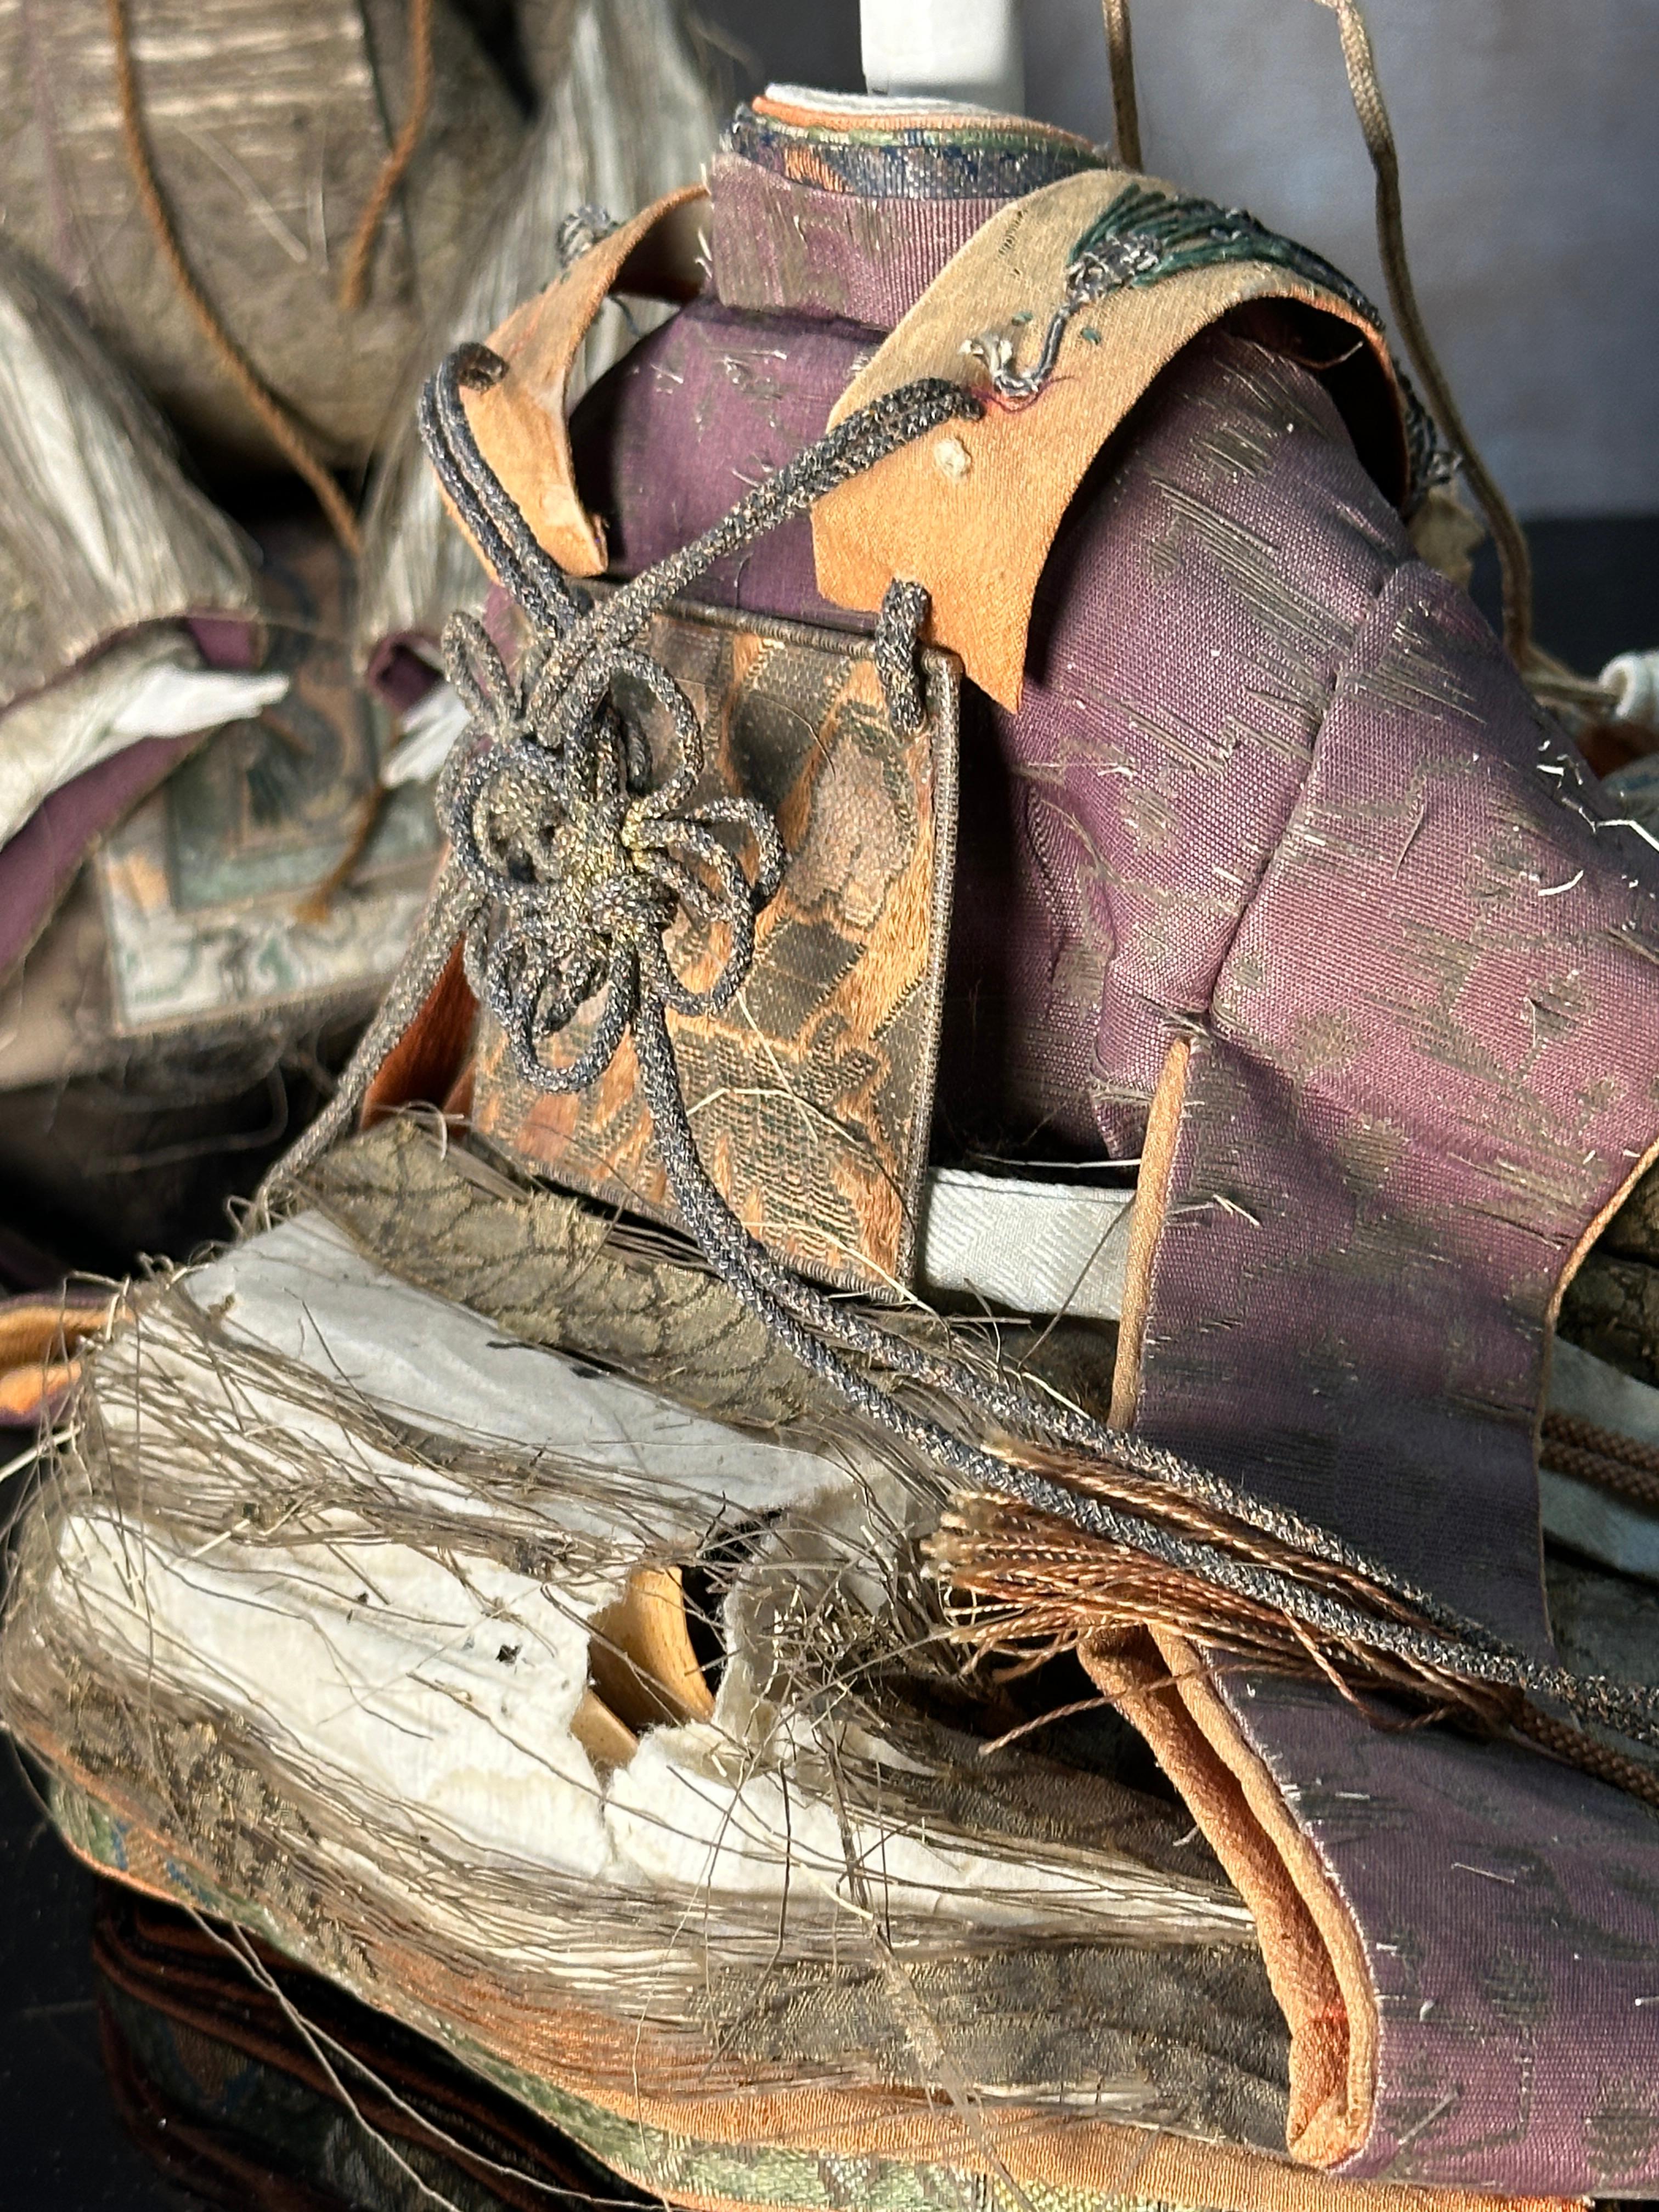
top-left (859, 0), bottom-right (1025, 114)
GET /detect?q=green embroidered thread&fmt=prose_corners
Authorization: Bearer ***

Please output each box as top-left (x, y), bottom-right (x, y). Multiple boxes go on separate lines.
top-left (1076, 180), bottom-right (1376, 318)
top-left (969, 179), bottom-right (1446, 506)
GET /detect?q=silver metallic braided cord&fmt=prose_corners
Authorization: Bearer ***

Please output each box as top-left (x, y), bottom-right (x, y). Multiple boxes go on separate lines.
top-left (258, 343), bottom-right (586, 1201)
top-left (416, 360), bottom-right (1518, 1637)
top-left (278, 323), bottom-right (1659, 1770)
top-left (260, 855), bottom-right (484, 1195)
top-left (258, 359), bottom-right (977, 1201)
top-left (426, 332), bottom-right (1659, 1759)
top-left (874, 579), bottom-right (932, 734)
top-left (423, 345), bottom-right (589, 636)
top-left (433, 353), bottom-right (980, 1110)
top-left (416, 351), bottom-right (1500, 1643)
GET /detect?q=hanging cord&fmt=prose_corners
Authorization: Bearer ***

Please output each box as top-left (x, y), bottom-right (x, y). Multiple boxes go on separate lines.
top-left (298, 347), bottom-right (1507, 1644)
top-left (1313, 0), bottom-right (1533, 668)
top-left (105, 0), bottom-right (360, 552)
top-left (262, 346), bottom-right (984, 1195)
top-left (258, 331), bottom-right (1659, 1805)
top-left (1542, 1411), bottom-right (1659, 1516)
top-left (338, 0), bottom-right (436, 313)
top-left (294, 787), bottom-right (385, 923)
top-left (623, 991), bottom-right (1659, 1801)
top-left (1099, 0), bottom-right (1142, 171)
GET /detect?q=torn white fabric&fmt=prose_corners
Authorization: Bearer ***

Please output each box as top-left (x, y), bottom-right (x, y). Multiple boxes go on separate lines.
top-left (183, 1212), bottom-right (845, 1521)
top-left (48, 1211), bottom-right (1250, 1940)
top-left (109, 659), bottom-right (286, 740)
top-left (57, 1496), bottom-right (1239, 1936)
top-left (0, 631), bottom-right (286, 845)
top-left (919, 1167), bottom-right (1131, 1320)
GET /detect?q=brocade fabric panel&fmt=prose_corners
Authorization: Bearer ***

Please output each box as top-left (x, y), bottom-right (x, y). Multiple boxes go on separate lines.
top-left (471, 602), bottom-right (959, 1296)
top-left (304, 1120), bottom-right (1124, 1438)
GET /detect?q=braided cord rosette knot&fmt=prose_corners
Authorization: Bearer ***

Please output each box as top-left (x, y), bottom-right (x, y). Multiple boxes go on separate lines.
top-left (440, 607), bottom-right (784, 1096)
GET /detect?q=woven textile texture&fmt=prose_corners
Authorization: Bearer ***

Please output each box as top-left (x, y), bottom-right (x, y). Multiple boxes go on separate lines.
top-left (473, 600), bottom-right (958, 1293)
top-left (466, 128), bottom-right (1659, 2191)
top-left (0, 0), bottom-right (524, 466)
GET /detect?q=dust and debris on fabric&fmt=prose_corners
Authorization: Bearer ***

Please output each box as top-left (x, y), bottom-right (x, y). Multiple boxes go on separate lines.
top-left (2, 7), bottom-right (1659, 2212)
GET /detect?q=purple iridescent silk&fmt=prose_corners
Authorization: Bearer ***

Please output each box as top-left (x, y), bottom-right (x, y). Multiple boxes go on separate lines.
top-left (1147, 563), bottom-right (1659, 2189)
top-left (561, 133), bottom-right (1659, 2192)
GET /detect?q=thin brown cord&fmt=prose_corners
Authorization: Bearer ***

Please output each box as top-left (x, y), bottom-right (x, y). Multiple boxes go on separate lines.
top-left (1542, 1410), bottom-right (1659, 1514)
top-left (105, 0), bottom-right (360, 553)
top-left (295, 786), bottom-right (387, 923)
top-left (1515, 1704), bottom-right (1659, 1815)
top-left (1313, 0), bottom-right (1532, 668)
top-left (1099, 0), bottom-right (1142, 171)
top-left (338, 0), bottom-right (435, 315)
top-left (1548, 1413), bottom-right (1659, 1481)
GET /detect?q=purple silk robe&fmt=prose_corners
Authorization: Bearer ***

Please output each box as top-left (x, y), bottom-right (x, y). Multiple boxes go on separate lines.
top-left (558, 121), bottom-right (1659, 2194)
